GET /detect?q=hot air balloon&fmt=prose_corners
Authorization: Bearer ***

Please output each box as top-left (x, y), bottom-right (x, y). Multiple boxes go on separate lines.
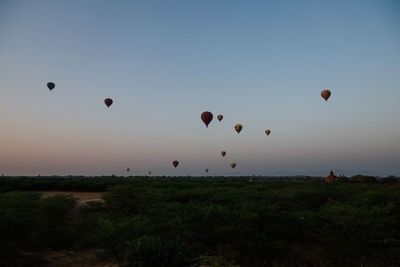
top-left (47, 82), bottom-right (55, 91)
top-left (221, 151), bottom-right (226, 157)
top-left (126, 168), bottom-right (130, 172)
top-left (265, 129), bottom-right (271, 136)
top-left (205, 168), bottom-right (209, 173)
top-left (104, 98), bottom-right (113, 108)
top-left (230, 162), bottom-right (236, 168)
top-left (172, 160), bottom-right (179, 168)
top-left (217, 114), bottom-right (223, 121)
top-left (148, 170), bottom-right (152, 175)
top-left (234, 124), bottom-right (243, 134)
top-left (321, 90), bottom-right (331, 101)
top-left (249, 177), bottom-right (254, 183)
top-left (201, 112), bottom-right (213, 127)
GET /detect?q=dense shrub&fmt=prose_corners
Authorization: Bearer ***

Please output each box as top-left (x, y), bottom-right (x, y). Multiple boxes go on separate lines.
top-left (32, 195), bottom-right (77, 248)
top-left (0, 192), bottom-right (41, 241)
top-left (1, 177), bottom-right (399, 266)
top-left (0, 192), bottom-right (77, 264)
top-left (123, 235), bottom-right (196, 267)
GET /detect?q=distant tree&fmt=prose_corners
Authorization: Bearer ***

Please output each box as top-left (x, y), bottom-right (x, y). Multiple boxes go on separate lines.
top-left (351, 175), bottom-right (376, 183)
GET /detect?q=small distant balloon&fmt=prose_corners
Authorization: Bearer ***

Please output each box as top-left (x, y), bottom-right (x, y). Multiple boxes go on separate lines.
top-left (126, 168), bottom-right (130, 172)
top-left (321, 90), bottom-right (331, 101)
top-left (172, 160), bottom-right (179, 168)
top-left (230, 162), bottom-right (236, 168)
top-left (221, 151), bottom-right (226, 157)
top-left (148, 170), bottom-right (152, 175)
top-left (205, 168), bottom-right (209, 173)
top-left (265, 129), bottom-right (271, 136)
top-left (104, 98), bottom-right (113, 108)
top-left (201, 111), bottom-right (213, 127)
top-left (234, 124), bottom-right (243, 134)
top-left (217, 114), bottom-right (223, 121)
top-left (47, 82), bottom-right (55, 91)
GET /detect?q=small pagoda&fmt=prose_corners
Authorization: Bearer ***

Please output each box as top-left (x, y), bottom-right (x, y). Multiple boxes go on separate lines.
top-left (324, 170), bottom-right (336, 183)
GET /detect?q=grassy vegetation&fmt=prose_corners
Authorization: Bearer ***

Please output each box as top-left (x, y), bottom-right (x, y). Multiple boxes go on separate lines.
top-left (0, 177), bottom-right (399, 266)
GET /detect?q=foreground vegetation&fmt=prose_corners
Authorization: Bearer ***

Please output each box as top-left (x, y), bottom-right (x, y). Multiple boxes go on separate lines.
top-left (1, 176), bottom-right (399, 266)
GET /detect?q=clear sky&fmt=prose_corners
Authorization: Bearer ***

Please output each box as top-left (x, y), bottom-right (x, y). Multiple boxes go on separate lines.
top-left (1, 0), bottom-right (399, 176)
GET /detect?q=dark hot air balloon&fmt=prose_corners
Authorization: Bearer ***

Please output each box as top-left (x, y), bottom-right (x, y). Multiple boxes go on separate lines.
top-left (321, 90), bottom-right (331, 101)
top-left (201, 112), bottom-right (213, 127)
top-left (217, 114), bottom-right (223, 121)
top-left (234, 124), bottom-right (243, 134)
top-left (221, 151), bottom-right (226, 157)
top-left (104, 98), bottom-right (113, 108)
top-left (230, 162), bottom-right (236, 168)
top-left (205, 168), bottom-right (209, 173)
top-left (265, 129), bottom-right (271, 135)
top-left (148, 170), bottom-right (152, 175)
top-left (172, 160), bottom-right (179, 168)
top-left (126, 168), bottom-right (130, 172)
top-left (47, 82), bottom-right (55, 91)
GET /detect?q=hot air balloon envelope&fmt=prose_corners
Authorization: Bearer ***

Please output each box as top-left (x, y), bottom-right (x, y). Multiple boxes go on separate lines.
top-left (172, 160), bottom-right (179, 168)
top-left (234, 124), bottom-right (243, 134)
top-left (230, 162), bottom-right (236, 168)
top-left (104, 98), bottom-right (113, 108)
top-left (217, 114), bottom-right (223, 121)
top-left (201, 112), bottom-right (213, 127)
top-left (265, 129), bottom-right (271, 135)
top-left (221, 151), bottom-right (226, 157)
top-left (321, 90), bottom-right (331, 101)
top-left (47, 82), bottom-right (55, 91)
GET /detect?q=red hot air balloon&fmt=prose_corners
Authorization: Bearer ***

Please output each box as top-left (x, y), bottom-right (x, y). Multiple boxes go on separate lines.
top-left (221, 151), bottom-right (226, 157)
top-left (201, 112), bottom-right (213, 127)
top-left (205, 168), bottom-right (209, 173)
top-left (172, 160), bottom-right (179, 168)
top-left (104, 98), bottom-right (113, 108)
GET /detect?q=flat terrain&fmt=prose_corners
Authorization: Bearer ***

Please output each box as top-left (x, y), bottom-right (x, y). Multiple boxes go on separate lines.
top-left (42, 250), bottom-right (117, 267)
top-left (1, 176), bottom-right (399, 266)
top-left (17, 250), bottom-right (117, 267)
top-left (41, 191), bottom-right (104, 204)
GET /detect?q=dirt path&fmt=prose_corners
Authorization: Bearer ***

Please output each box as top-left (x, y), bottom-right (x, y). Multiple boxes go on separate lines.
top-left (41, 191), bottom-right (105, 204)
top-left (17, 249), bottom-right (118, 267)
top-left (43, 250), bottom-right (118, 267)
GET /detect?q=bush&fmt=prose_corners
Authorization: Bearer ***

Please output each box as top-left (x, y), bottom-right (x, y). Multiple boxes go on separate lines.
top-left (31, 195), bottom-right (77, 248)
top-left (0, 192), bottom-right (41, 241)
top-left (0, 192), bottom-right (77, 263)
top-left (1, 178), bottom-right (400, 266)
top-left (123, 235), bottom-right (197, 267)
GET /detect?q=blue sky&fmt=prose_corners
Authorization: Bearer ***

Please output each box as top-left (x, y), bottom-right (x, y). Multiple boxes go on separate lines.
top-left (1, 0), bottom-right (399, 176)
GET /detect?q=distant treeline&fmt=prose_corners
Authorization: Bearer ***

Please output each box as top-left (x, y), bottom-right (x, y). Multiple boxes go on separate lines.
top-left (0, 175), bottom-right (398, 192)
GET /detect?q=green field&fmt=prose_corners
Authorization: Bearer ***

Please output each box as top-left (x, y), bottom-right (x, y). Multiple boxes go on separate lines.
top-left (1, 177), bottom-right (399, 266)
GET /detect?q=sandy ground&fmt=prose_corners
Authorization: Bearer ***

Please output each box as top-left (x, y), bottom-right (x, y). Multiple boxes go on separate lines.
top-left (41, 191), bottom-right (105, 204)
top-left (43, 250), bottom-right (118, 267)
top-left (17, 249), bottom-right (118, 267)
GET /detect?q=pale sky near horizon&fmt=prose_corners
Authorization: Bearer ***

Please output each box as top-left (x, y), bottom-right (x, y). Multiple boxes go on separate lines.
top-left (1, 0), bottom-right (399, 176)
